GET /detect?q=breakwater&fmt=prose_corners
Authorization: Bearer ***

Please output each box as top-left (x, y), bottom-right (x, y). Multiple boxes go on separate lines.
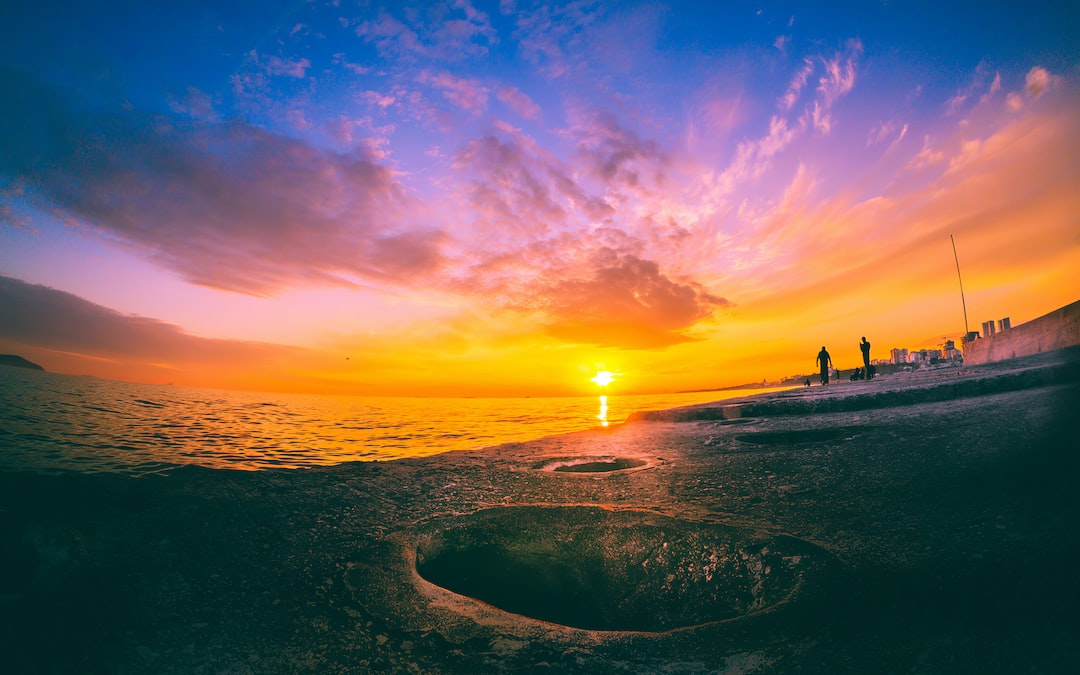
top-left (964, 298), bottom-right (1080, 365)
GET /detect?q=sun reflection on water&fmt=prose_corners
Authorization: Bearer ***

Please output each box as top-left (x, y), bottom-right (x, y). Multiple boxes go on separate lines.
top-left (0, 367), bottom-right (793, 473)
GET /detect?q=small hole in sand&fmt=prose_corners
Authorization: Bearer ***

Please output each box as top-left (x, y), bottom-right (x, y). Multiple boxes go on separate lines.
top-left (553, 458), bottom-right (646, 473)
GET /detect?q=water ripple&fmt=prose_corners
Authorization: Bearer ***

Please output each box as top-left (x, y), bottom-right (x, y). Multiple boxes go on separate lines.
top-left (0, 367), bottom-right (789, 474)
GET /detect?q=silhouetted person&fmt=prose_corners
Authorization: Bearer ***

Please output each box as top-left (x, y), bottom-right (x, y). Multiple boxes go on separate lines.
top-left (816, 346), bottom-right (833, 385)
top-left (804, 378), bottom-right (811, 387)
top-left (860, 337), bottom-right (872, 379)
top-left (850, 367), bottom-right (862, 381)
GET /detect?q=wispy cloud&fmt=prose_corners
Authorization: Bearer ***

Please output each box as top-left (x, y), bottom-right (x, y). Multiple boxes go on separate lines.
top-left (802, 40), bottom-right (862, 135)
top-left (356, 13), bottom-right (424, 58)
top-left (725, 77), bottom-right (1080, 319)
top-left (908, 134), bottom-right (946, 170)
top-left (512, 0), bottom-right (604, 78)
top-left (332, 53), bottom-right (371, 76)
top-left (867, 120), bottom-right (908, 149)
top-left (946, 62), bottom-right (999, 115)
top-left (496, 84), bottom-right (541, 120)
top-left (816, 40), bottom-right (861, 107)
top-left (353, 1), bottom-right (497, 61)
top-left (421, 70), bottom-right (489, 113)
top-left (168, 86), bottom-right (218, 121)
top-left (710, 40), bottom-right (863, 203)
top-left (779, 59), bottom-right (813, 112)
top-left (264, 55), bottom-right (311, 78)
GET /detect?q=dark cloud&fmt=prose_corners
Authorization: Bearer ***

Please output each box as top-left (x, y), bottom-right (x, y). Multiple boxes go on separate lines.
top-left (0, 69), bottom-right (444, 295)
top-left (453, 133), bottom-right (615, 244)
top-left (572, 109), bottom-right (668, 195)
top-left (0, 275), bottom-right (294, 365)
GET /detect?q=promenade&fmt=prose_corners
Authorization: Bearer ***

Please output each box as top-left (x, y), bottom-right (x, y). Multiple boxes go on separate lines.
top-left (2, 348), bottom-right (1078, 673)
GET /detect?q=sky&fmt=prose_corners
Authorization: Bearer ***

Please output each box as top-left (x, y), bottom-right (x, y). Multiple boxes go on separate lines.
top-left (1, 1), bottom-right (1078, 397)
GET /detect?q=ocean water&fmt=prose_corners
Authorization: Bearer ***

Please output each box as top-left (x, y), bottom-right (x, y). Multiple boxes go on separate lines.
top-left (0, 366), bottom-right (788, 475)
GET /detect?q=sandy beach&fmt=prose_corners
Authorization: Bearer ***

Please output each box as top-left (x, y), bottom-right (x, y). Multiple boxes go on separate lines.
top-left (2, 349), bottom-right (1078, 673)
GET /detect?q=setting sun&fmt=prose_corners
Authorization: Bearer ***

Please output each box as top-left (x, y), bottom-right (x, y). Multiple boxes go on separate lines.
top-left (591, 371), bottom-right (616, 387)
top-left (1, 3), bottom-right (1078, 672)
top-left (0, 1), bottom-right (1076, 400)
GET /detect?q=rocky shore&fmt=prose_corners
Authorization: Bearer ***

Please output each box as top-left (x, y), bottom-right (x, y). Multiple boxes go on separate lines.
top-left (2, 349), bottom-right (1078, 673)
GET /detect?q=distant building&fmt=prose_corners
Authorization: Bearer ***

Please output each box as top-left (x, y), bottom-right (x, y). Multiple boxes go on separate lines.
top-left (943, 340), bottom-right (960, 361)
top-left (982, 320), bottom-right (996, 337)
top-left (891, 348), bottom-right (909, 365)
top-left (998, 317), bottom-right (1011, 332)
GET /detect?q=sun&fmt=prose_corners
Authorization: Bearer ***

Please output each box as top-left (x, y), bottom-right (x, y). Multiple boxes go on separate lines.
top-left (590, 370), bottom-right (616, 387)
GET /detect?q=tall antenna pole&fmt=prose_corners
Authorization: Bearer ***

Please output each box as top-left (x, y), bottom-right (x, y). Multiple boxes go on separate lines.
top-left (950, 234), bottom-right (969, 337)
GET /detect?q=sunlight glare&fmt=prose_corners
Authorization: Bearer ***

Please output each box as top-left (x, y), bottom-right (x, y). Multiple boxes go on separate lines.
top-left (591, 370), bottom-right (615, 387)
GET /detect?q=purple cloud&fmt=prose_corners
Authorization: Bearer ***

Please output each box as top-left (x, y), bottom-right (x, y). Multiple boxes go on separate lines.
top-left (356, 13), bottom-right (424, 57)
top-left (354, 2), bottom-right (496, 61)
top-left (264, 55), bottom-right (311, 78)
top-left (0, 275), bottom-right (296, 365)
top-left (570, 109), bottom-right (668, 195)
top-left (445, 126), bottom-right (724, 348)
top-left (496, 85), bottom-right (541, 120)
top-left (421, 71), bottom-right (490, 114)
top-left (451, 131), bottom-right (616, 243)
top-left (0, 71), bottom-right (445, 296)
top-left (512, 1), bottom-right (604, 78)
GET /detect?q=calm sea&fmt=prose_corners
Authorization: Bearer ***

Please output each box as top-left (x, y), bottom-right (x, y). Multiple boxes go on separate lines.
top-left (0, 366), bottom-right (788, 475)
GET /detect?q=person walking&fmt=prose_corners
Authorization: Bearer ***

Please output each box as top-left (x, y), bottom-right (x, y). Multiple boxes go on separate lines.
top-left (860, 337), bottom-right (872, 379)
top-left (816, 346), bottom-right (833, 385)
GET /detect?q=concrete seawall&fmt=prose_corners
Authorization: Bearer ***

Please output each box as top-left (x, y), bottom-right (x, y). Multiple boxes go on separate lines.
top-left (964, 298), bottom-right (1080, 365)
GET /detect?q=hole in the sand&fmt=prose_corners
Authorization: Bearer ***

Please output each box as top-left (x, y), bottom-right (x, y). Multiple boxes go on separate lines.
top-left (414, 506), bottom-right (830, 632)
top-left (735, 426), bottom-right (867, 445)
top-left (552, 458), bottom-right (647, 473)
top-left (533, 457), bottom-right (649, 473)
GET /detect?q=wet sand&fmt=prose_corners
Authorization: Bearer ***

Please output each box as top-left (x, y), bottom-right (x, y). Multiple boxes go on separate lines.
top-left (2, 349), bottom-right (1079, 673)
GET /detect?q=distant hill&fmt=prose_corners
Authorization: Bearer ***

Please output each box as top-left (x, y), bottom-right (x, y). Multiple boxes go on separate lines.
top-left (0, 355), bottom-right (45, 371)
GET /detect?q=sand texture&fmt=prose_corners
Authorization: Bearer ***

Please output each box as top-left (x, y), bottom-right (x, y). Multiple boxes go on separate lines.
top-left (2, 349), bottom-right (1078, 673)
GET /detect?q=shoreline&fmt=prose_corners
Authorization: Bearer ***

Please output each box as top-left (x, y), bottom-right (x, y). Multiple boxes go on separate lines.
top-left (2, 348), bottom-right (1078, 673)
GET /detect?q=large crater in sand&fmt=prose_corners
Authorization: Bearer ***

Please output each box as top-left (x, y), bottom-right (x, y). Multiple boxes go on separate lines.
top-left (413, 506), bottom-right (832, 632)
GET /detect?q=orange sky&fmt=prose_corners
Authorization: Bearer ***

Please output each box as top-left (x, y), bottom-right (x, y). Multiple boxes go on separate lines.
top-left (1, 4), bottom-right (1078, 397)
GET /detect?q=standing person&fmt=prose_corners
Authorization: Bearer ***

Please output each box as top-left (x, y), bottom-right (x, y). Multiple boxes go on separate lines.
top-left (860, 337), bottom-right (872, 379)
top-left (816, 346), bottom-right (833, 385)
